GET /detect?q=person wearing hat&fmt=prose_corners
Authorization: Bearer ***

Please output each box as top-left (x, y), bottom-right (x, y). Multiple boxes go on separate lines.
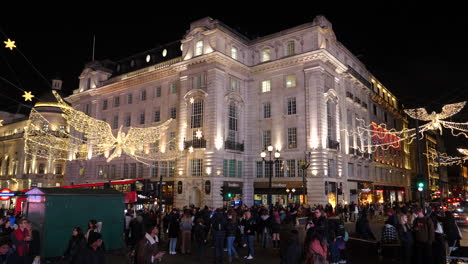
top-left (75, 231), bottom-right (105, 264)
top-left (0, 237), bottom-right (18, 264)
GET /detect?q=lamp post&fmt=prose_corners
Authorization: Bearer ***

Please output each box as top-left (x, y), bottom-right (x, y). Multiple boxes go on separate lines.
top-left (261, 145), bottom-right (280, 207)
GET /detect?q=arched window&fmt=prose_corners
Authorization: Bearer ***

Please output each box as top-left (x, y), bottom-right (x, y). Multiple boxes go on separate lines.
top-left (327, 100), bottom-right (336, 142)
top-left (191, 99), bottom-right (204, 140)
top-left (261, 48), bottom-right (271, 62)
top-left (228, 103), bottom-right (238, 142)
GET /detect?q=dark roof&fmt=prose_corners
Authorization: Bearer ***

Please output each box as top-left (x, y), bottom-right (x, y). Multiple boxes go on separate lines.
top-left (26, 187), bottom-right (125, 196)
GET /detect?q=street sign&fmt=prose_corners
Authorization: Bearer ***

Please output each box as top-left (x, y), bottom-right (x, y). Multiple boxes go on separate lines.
top-left (0, 189), bottom-right (14, 201)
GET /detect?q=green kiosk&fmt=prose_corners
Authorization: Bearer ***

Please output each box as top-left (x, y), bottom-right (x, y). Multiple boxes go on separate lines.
top-left (24, 188), bottom-right (125, 258)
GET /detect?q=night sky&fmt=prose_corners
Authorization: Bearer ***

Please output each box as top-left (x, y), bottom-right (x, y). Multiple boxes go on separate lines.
top-left (0, 4), bottom-right (467, 152)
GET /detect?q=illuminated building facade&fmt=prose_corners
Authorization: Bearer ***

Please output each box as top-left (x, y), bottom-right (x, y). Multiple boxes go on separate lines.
top-left (65, 16), bottom-right (412, 207)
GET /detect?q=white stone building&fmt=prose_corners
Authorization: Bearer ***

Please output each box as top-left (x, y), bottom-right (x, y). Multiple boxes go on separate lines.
top-left (65, 16), bottom-right (411, 208)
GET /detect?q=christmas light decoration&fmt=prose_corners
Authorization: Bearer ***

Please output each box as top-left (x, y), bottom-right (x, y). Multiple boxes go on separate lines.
top-left (195, 129), bottom-right (203, 139)
top-left (189, 97), bottom-right (195, 104)
top-left (424, 150), bottom-right (468, 166)
top-left (0, 120), bottom-right (3, 127)
top-left (404, 101), bottom-right (466, 135)
top-left (22, 91), bottom-right (35, 101)
top-left (4, 38), bottom-right (16, 50)
top-left (458, 148), bottom-right (468, 156)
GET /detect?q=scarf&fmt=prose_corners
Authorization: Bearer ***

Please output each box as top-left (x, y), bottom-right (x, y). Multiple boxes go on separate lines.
top-left (145, 233), bottom-right (158, 245)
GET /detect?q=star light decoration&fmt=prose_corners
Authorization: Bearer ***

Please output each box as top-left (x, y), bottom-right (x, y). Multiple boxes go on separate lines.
top-left (24, 91), bottom-right (183, 166)
top-left (404, 102), bottom-right (466, 135)
top-left (195, 129), bottom-right (203, 139)
top-left (4, 38), bottom-right (16, 50)
top-left (22, 91), bottom-right (35, 101)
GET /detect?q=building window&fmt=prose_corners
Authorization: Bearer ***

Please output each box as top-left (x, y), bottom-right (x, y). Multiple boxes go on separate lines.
top-left (287, 127), bottom-right (297, 149)
top-left (229, 160), bottom-right (236, 177)
top-left (110, 165), bottom-right (116, 178)
top-left (287, 160), bottom-right (296, 177)
top-left (261, 48), bottom-right (271, 62)
top-left (170, 107), bottom-right (177, 119)
top-left (192, 75), bottom-right (206, 90)
top-left (169, 132), bottom-right (176, 151)
top-left (170, 82), bottom-right (177, 94)
top-left (114, 96), bottom-right (120, 107)
top-left (274, 160), bottom-right (284, 177)
top-left (287, 97), bottom-right (297, 115)
top-left (137, 163), bottom-right (144, 178)
top-left (286, 75), bottom-right (296, 88)
top-left (123, 164), bottom-right (129, 178)
top-left (151, 162), bottom-right (158, 178)
top-left (190, 159), bottom-right (203, 176)
top-left (153, 110), bottom-right (161, 122)
top-left (263, 102), bottom-right (271, 118)
top-left (348, 163), bottom-right (354, 177)
top-left (155, 87), bottom-right (161, 98)
top-left (373, 104), bottom-right (377, 115)
top-left (230, 79), bottom-right (240, 92)
top-left (55, 164), bottom-right (62, 175)
top-left (127, 94), bottom-right (133, 104)
top-left (256, 161), bottom-right (263, 178)
top-left (261, 80), bottom-right (271, 93)
top-left (328, 159), bottom-right (336, 177)
top-left (139, 112), bottom-right (145, 125)
top-left (191, 101), bottom-right (204, 128)
top-left (384, 112), bottom-right (388, 123)
top-left (357, 165), bottom-right (362, 178)
top-left (140, 90), bottom-right (146, 101)
top-left (160, 161), bottom-right (168, 177)
top-left (129, 163), bottom-right (136, 178)
top-left (125, 115), bottom-right (131, 127)
top-left (113, 115), bottom-right (119, 129)
top-left (102, 100), bottom-right (108, 110)
top-left (169, 161), bottom-right (175, 177)
top-left (327, 100), bottom-right (336, 141)
top-left (228, 103), bottom-right (238, 134)
top-left (195, 40), bottom-right (203, 56)
top-left (262, 130), bottom-right (271, 149)
top-left (287, 41), bottom-right (295, 56)
top-left (231, 47), bottom-right (238, 60)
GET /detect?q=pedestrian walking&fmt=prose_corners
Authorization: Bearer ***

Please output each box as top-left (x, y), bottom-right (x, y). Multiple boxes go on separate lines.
top-left (179, 210), bottom-right (193, 254)
top-left (226, 211), bottom-right (239, 263)
top-left (136, 225), bottom-right (164, 264)
top-left (63, 227), bottom-right (87, 264)
top-left (349, 202), bottom-right (356, 222)
top-left (259, 209), bottom-right (272, 248)
top-left (241, 211), bottom-right (255, 260)
top-left (412, 207), bottom-right (434, 264)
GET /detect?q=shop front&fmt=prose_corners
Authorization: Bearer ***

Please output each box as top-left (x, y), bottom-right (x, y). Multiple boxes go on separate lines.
top-left (254, 181), bottom-right (304, 206)
top-left (348, 180), bottom-right (374, 205)
top-left (223, 181), bottom-right (243, 205)
top-left (374, 185), bottom-right (406, 204)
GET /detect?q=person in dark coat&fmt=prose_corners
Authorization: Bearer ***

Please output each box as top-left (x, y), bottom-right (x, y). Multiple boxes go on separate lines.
top-left (193, 218), bottom-right (209, 260)
top-left (443, 210), bottom-right (462, 249)
top-left (397, 214), bottom-right (413, 264)
top-left (63, 227), bottom-right (87, 264)
top-left (0, 237), bottom-right (18, 264)
top-left (355, 211), bottom-right (376, 240)
top-left (283, 230), bottom-right (303, 264)
top-left (136, 225), bottom-right (164, 264)
top-left (279, 217), bottom-right (295, 264)
top-left (26, 221), bottom-right (40, 260)
top-left (75, 232), bottom-right (105, 264)
top-left (167, 210), bottom-right (180, 255)
top-left (211, 209), bottom-right (227, 264)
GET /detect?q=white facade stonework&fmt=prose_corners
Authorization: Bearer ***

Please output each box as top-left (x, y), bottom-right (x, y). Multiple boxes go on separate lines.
top-left (65, 16), bottom-right (411, 208)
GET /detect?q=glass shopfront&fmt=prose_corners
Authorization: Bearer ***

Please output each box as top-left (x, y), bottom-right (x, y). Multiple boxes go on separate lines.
top-left (254, 181), bottom-right (304, 206)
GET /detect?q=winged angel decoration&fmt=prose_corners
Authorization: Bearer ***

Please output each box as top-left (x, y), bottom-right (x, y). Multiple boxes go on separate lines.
top-left (404, 101), bottom-right (467, 136)
top-left (24, 91), bottom-right (179, 165)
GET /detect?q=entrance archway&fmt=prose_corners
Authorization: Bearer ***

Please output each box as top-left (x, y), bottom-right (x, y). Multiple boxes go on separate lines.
top-left (189, 187), bottom-right (201, 207)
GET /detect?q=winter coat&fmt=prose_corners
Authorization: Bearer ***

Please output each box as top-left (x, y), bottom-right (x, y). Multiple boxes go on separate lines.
top-left (226, 219), bottom-right (238, 237)
top-left (258, 215), bottom-right (272, 234)
top-left (193, 223), bottom-right (209, 244)
top-left (75, 246), bottom-right (106, 264)
top-left (64, 235), bottom-right (87, 264)
top-left (0, 249), bottom-right (19, 264)
top-left (241, 218), bottom-right (256, 236)
top-left (136, 234), bottom-right (160, 264)
top-left (413, 216), bottom-right (434, 243)
top-left (168, 216), bottom-right (180, 238)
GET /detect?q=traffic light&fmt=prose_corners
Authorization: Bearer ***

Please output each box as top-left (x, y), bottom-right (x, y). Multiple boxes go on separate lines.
top-left (227, 192), bottom-right (232, 199)
top-left (417, 181), bottom-right (424, 192)
top-left (220, 186), bottom-right (226, 199)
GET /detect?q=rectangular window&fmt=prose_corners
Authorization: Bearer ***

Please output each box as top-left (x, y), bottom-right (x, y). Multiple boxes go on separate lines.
top-left (223, 160), bottom-right (228, 177)
top-left (192, 75), bottom-right (206, 89)
top-left (373, 104), bottom-right (377, 115)
top-left (286, 75), bottom-right (296, 88)
top-left (153, 110), bottom-right (160, 122)
top-left (113, 115), bottom-right (119, 129)
top-left (170, 82), bottom-right (177, 94)
top-left (170, 107), bottom-right (177, 119)
top-left (229, 160), bottom-right (236, 177)
top-left (137, 163), bottom-right (144, 178)
top-left (230, 79), bottom-right (240, 92)
top-left (191, 101), bottom-right (204, 128)
top-left (287, 127), bottom-right (297, 149)
top-left (55, 164), bottom-right (63, 175)
top-left (287, 160), bottom-right (296, 177)
top-left (160, 161), bottom-right (168, 177)
top-left (263, 102), bottom-right (271, 118)
top-left (327, 159), bottom-right (336, 177)
top-left (262, 130), bottom-right (271, 149)
top-left (274, 160), bottom-right (284, 177)
top-left (127, 94), bottom-right (133, 104)
top-left (140, 112), bottom-right (145, 125)
top-left (287, 97), bottom-right (297, 115)
top-left (261, 80), bottom-right (271, 93)
top-left (256, 161), bottom-right (263, 178)
top-left (348, 163), bottom-right (354, 177)
top-left (114, 96), bottom-right (120, 107)
top-left (151, 162), bottom-right (158, 178)
top-left (190, 159), bottom-right (203, 176)
top-left (357, 165), bottom-right (362, 178)
top-left (262, 48), bottom-right (271, 62)
top-left (228, 104), bottom-right (237, 131)
top-left (130, 163), bottom-right (136, 178)
top-left (110, 165), bottom-right (116, 178)
top-left (195, 40), bottom-right (204, 56)
top-left (97, 165), bottom-right (103, 178)
top-left (169, 161), bottom-right (175, 177)
top-left (287, 41), bottom-right (295, 56)
top-left (125, 115), bottom-right (131, 127)
top-left (265, 161), bottom-right (272, 179)
top-left (237, 160), bottom-right (242, 178)
top-left (102, 100), bottom-right (108, 110)
top-left (384, 112), bottom-right (388, 123)
top-left (123, 164), bottom-right (129, 178)
top-left (231, 47), bottom-right (238, 60)
top-left (155, 87), bottom-right (161, 98)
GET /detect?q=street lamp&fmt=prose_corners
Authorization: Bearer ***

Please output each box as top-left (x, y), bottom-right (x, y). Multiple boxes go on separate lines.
top-left (260, 145), bottom-right (280, 207)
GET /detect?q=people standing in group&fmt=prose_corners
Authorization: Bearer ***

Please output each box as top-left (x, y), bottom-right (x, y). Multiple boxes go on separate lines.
top-left (226, 211), bottom-right (239, 263)
top-left (63, 226), bottom-right (87, 264)
top-left (258, 209), bottom-right (272, 249)
top-left (193, 218), bottom-right (209, 261)
top-left (240, 211), bottom-right (255, 260)
top-left (136, 224), bottom-right (164, 264)
top-left (179, 210), bottom-right (193, 255)
top-left (0, 218), bottom-right (14, 236)
top-left (10, 218), bottom-right (32, 264)
top-left (211, 209), bottom-right (227, 264)
top-left (397, 214), bottom-right (413, 264)
top-left (412, 207), bottom-right (434, 264)
top-left (167, 209), bottom-right (180, 255)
